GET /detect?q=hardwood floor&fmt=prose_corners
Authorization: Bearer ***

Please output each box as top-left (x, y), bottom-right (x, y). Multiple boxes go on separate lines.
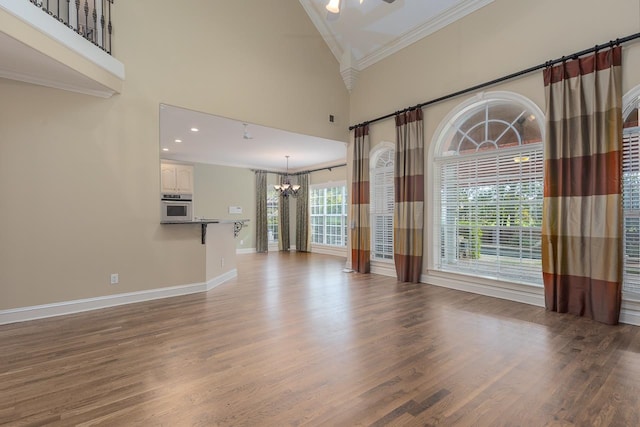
top-left (2, 252), bottom-right (640, 426)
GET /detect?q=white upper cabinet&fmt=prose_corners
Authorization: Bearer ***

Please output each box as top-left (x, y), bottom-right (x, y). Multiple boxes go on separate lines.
top-left (161, 162), bottom-right (194, 194)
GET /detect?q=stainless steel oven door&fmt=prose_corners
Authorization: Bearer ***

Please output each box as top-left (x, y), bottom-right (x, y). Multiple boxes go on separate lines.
top-left (161, 200), bottom-right (193, 222)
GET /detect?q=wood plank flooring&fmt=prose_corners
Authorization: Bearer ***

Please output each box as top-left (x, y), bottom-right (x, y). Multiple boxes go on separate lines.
top-left (1, 252), bottom-right (640, 426)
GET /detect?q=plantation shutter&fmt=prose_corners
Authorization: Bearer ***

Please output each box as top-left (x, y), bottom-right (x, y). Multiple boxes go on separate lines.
top-left (371, 149), bottom-right (394, 261)
top-left (623, 128), bottom-right (640, 295)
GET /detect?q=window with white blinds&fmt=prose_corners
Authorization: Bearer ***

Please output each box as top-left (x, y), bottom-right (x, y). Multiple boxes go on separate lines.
top-left (371, 147), bottom-right (395, 262)
top-left (434, 97), bottom-right (544, 285)
top-left (622, 109), bottom-right (640, 297)
top-left (310, 184), bottom-right (348, 247)
top-left (266, 188), bottom-right (279, 243)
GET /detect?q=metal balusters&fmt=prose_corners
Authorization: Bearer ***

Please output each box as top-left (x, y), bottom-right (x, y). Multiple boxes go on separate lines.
top-left (75, 0), bottom-right (80, 33)
top-left (101, 0), bottom-right (106, 49)
top-left (24, 0), bottom-right (114, 54)
top-left (92, 0), bottom-right (97, 43)
top-left (83, 0), bottom-right (89, 38)
top-left (107, 0), bottom-right (113, 54)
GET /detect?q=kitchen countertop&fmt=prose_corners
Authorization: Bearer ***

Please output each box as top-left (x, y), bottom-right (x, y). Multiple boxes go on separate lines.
top-left (160, 219), bottom-right (249, 224)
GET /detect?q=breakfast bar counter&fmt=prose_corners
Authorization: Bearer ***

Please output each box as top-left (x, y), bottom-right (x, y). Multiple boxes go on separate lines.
top-left (161, 219), bottom-right (249, 244)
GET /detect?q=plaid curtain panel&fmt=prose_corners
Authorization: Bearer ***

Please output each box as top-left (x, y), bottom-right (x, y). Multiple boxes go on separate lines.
top-left (394, 109), bottom-right (424, 283)
top-left (278, 175), bottom-right (290, 251)
top-left (255, 171), bottom-right (268, 253)
top-left (295, 173), bottom-right (310, 252)
top-left (351, 124), bottom-right (371, 273)
top-left (542, 46), bottom-right (623, 325)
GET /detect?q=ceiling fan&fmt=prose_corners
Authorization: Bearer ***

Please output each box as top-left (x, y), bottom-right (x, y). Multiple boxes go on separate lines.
top-left (242, 123), bottom-right (253, 140)
top-left (326, 0), bottom-right (397, 20)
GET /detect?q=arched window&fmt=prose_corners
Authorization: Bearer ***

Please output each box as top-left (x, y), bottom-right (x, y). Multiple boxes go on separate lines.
top-left (433, 92), bottom-right (544, 285)
top-left (622, 87), bottom-right (640, 297)
top-left (371, 143), bottom-right (395, 262)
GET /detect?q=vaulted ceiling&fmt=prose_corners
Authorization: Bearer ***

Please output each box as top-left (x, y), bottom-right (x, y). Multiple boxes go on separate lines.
top-left (299, 0), bottom-right (494, 90)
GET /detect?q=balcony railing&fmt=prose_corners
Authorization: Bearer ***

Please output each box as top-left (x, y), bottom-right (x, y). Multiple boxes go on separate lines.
top-left (27, 0), bottom-right (114, 54)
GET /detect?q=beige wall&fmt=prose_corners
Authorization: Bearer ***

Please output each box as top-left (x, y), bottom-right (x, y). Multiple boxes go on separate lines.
top-left (0, 0), bottom-right (349, 309)
top-left (205, 223), bottom-right (237, 283)
top-left (347, 0), bottom-right (640, 274)
top-left (193, 163), bottom-right (255, 250)
top-left (310, 166), bottom-right (347, 186)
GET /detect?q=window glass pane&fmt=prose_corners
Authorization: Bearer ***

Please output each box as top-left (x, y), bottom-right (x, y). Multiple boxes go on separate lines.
top-left (267, 188), bottom-right (279, 243)
top-left (310, 184), bottom-right (348, 247)
top-left (436, 97), bottom-right (543, 286)
top-left (441, 101), bottom-right (542, 155)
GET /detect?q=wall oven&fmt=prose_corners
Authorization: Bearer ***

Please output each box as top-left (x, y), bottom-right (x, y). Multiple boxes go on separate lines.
top-left (161, 194), bottom-right (193, 222)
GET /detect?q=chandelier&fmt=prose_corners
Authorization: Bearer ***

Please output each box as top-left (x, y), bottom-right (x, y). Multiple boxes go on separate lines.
top-left (274, 155), bottom-right (300, 197)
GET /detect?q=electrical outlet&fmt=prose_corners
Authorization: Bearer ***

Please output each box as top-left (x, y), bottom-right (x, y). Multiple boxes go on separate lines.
top-left (240, 239), bottom-right (244, 245)
top-left (220, 258), bottom-right (224, 267)
top-left (110, 273), bottom-right (119, 284)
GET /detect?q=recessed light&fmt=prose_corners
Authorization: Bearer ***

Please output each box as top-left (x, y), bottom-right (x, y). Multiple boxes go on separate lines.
top-left (162, 148), bottom-right (169, 152)
top-left (174, 139), bottom-right (182, 143)
top-left (190, 127), bottom-right (199, 132)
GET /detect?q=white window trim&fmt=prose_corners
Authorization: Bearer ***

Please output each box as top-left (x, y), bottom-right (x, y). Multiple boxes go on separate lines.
top-left (428, 91), bottom-right (545, 285)
top-left (622, 85), bottom-right (640, 302)
top-left (310, 181), bottom-right (348, 249)
top-left (370, 141), bottom-right (395, 265)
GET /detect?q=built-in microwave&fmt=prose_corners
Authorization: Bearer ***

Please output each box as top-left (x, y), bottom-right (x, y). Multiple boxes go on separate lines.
top-left (161, 194), bottom-right (193, 222)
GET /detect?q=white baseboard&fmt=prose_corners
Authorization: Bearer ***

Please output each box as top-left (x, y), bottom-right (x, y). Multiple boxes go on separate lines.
top-left (0, 269), bottom-right (238, 325)
top-left (421, 271), bottom-right (640, 326)
top-left (371, 261), bottom-right (397, 278)
top-left (236, 248), bottom-right (256, 254)
top-left (621, 299), bottom-right (640, 326)
top-left (311, 244), bottom-right (347, 258)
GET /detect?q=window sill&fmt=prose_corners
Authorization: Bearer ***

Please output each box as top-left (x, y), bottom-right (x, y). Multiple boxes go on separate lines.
top-left (311, 244), bottom-right (347, 257)
top-left (422, 269), bottom-right (545, 307)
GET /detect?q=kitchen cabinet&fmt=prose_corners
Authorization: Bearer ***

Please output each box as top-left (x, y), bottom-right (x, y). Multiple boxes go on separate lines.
top-left (161, 162), bottom-right (194, 194)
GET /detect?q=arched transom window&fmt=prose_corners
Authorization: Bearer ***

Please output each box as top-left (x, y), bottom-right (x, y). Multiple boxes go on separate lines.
top-left (434, 93), bottom-right (544, 285)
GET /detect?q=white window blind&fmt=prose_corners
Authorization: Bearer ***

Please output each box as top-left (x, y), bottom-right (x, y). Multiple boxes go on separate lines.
top-left (371, 149), bottom-right (394, 261)
top-left (437, 146), bottom-right (543, 284)
top-left (623, 128), bottom-right (640, 296)
top-left (310, 184), bottom-right (348, 246)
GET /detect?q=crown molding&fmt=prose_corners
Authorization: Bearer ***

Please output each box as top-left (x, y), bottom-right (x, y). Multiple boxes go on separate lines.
top-left (358, 0), bottom-right (495, 70)
top-left (340, 66), bottom-right (359, 92)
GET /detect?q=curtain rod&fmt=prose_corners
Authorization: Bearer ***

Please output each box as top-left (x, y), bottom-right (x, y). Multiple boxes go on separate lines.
top-left (252, 163), bottom-right (347, 176)
top-left (349, 32), bottom-right (640, 131)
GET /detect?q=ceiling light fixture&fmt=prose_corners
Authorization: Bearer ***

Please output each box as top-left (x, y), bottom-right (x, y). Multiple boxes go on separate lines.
top-left (190, 127), bottom-right (199, 132)
top-left (174, 139), bottom-right (182, 143)
top-left (274, 155), bottom-right (300, 198)
top-left (326, 0), bottom-right (341, 13)
top-left (326, 0), bottom-right (394, 18)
